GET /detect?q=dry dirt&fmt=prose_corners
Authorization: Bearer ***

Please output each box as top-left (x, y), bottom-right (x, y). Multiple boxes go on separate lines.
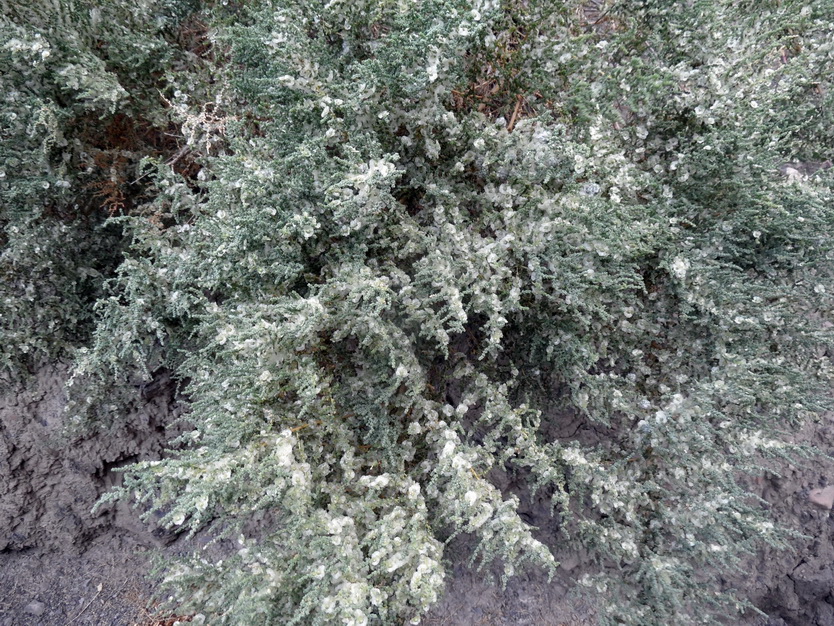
top-left (1, 364), bottom-right (832, 625)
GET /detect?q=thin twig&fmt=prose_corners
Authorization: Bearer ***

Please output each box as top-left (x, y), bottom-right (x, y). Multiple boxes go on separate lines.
top-left (63, 583), bottom-right (104, 626)
top-left (130, 145), bottom-right (192, 185)
top-left (64, 578), bottom-right (131, 626)
top-left (507, 94), bottom-right (524, 132)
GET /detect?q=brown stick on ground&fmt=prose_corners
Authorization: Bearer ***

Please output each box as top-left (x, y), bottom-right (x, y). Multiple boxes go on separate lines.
top-left (507, 95), bottom-right (524, 132)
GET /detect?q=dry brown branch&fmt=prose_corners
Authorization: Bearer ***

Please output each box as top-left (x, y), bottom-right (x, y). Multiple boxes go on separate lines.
top-left (507, 95), bottom-right (524, 132)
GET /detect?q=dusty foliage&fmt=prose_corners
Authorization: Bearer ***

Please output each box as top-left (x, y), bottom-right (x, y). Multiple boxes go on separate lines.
top-left (3, 0), bottom-right (834, 625)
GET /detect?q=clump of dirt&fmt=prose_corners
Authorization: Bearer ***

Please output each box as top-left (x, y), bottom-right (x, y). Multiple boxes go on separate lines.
top-left (0, 363), bottom-right (184, 625)
top-left (0, 363), bottom-right (182, 553)
top-left (1, 363), bottom-right (834, 625)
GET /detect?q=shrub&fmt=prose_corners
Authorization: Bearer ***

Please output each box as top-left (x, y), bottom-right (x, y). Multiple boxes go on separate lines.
top-left (5, 0), bottom-right (834, 624)
top-left (0, 0), bottom-right (199, 380)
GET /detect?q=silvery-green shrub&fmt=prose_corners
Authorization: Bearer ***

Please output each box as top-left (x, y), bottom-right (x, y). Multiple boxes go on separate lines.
top-left (0, 0), bottom-right (199, 379)
top-left (5, 0), bottom-right (834, 624)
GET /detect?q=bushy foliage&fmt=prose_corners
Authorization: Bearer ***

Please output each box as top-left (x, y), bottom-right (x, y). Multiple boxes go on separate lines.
top-left (0, 0), bottom-right (199, 379)
top-left (5, 0), bottom-right (834, 624)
